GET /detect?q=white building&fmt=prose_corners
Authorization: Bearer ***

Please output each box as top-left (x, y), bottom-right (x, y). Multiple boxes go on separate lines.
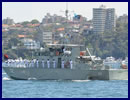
top-left (43, 32), bottom-right (53, 44)
top-left (22, 39), bottom-right (40, 50)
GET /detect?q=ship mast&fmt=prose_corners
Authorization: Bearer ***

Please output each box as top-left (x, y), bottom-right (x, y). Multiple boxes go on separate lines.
top-left (65, 2), bottom-right (68, 22)
top-left (60, 2), bottom-right (69, 44)
top-left (64, 2), bottom-right (69, 44)
top-left (60, 2), bottom-right (73, 44)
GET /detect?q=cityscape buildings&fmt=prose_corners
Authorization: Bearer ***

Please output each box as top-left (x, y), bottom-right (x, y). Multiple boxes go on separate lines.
top-left (93, 5), bottom-right (116, 34)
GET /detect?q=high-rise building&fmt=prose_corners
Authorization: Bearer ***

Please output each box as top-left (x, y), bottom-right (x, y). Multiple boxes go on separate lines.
top-left (105, 8), bottom-right (116, 32)
top-left (42, 13), bottom-right (66, 24)
top-left (93, 5), bottom-right (116, 34)
top-left (2, 17), bottom-right (14, 25)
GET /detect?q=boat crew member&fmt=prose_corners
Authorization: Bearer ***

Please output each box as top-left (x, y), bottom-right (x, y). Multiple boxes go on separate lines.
top-left (11, 60), bottom-right (13, 67)
top-left (23, 60), bottom-right (25, 67)
top-left (25, 60), bottom-right (28, 68)
top-left (13, 60), bottom-right (16, 67)
top-left (26, 60), bottom-right (28, 68)
top-left (20, 60), bottom-right (22, 67)
top-left (36, 59), bottom-right (39, 68)
top-left (47, 59), bottom-right (50, 68)
top-left (33, 59), bottom-right (35, 67)
top-left (21, 60), bottom-right (24, 68)
top-left (5, 61), bottom-right (8, 67)
top-left (9, 60), bottom-right (11, 67)
top-left (22, 59), bottom-right (24, 67)
top-left (21, 60), bottom-right (24, 67)
top-left (18, 60), bottom-right (21, 67)
top-left (27, 60), bottom-right (29, 68)
top-left (70, 60), bottom-right (73, 69)
top-left (62, 60), bottom-right (64, 68)
top-left (31, 59), bottom-right (34, 67)
top-left (7, 60), bottom-right (10, 67)
top-left (42, 59), bottom-right (44, 68)
top-left (13, 60), bottom-right (15, 67)
top-left (14, 60), bottom-right (17, 67)
top-left (10, 60), bottom-right (12, 67)
top-left (29, 60), bottom-right (31, 68)
top-left (9, 60), bottom-right (12, 66)
top-left (14, 60), bottom-right (16, 67)
top-left (61, 46), bottom-right (65, 53)
top-left (18, 60), bottom-right (20, 67)
top-left (19, 60), bottom-right (22, 67)
top-left (53, 59), bottom-right (56, 68)
top-left (63, 48), bottom-right (65, 54)
top-left (16, 60), bottom-right (19, 67)
top-left (23, 59), bottom-right (26, 68)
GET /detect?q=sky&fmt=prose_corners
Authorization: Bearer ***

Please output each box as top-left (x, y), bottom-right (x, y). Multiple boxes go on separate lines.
top-left (2, 2), bottom-right (128, 23)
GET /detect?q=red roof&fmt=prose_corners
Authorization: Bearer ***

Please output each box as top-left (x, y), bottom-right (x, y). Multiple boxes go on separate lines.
top-left (18, 35), bottom-right (26, 38)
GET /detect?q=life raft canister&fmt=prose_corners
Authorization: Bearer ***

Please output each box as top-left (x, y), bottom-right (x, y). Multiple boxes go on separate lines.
top-left (4, 54), bottom-right (9, 59)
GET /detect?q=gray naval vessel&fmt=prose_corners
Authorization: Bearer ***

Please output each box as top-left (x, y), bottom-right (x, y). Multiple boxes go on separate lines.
top-left (3, 44), bottom-right (128, 80)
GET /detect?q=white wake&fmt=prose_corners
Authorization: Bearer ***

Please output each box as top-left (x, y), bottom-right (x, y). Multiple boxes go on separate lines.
top-left (2, 77), bottom-right (12, 80)
top-left (72, 80), bottom-right (91, 82)
top-left (2, 73), bottom-right (6, 75)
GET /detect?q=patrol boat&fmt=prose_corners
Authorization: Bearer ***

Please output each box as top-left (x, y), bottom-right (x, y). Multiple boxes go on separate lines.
top-left (2, 3), bottom-right (128, 80)
top-left (2, 44), bottom-right (128, 80)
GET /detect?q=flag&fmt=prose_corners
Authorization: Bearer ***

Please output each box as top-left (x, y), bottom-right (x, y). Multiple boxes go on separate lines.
top-left (74, 13), bottom-right (77, 17)
top-left (74, 13), bottom-right (81, 20)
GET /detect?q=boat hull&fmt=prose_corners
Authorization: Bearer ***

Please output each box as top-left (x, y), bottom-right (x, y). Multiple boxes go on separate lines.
top-left (3, 67), bottom-right (128, 80)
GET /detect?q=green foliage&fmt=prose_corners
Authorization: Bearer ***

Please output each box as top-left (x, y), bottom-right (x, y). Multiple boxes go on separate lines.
top-left (21, 21), bottom-right (30, 27)
top-left (7, 38), bottom-right (22, 49)
top-left (2, 49), bottom-right (18, 60)
top-left (85, 22), bottom-right (128, 59)
top-left (31, 19), bottom-right (40, 24)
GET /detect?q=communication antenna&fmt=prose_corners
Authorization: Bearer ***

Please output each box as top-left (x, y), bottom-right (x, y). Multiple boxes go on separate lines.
top-left (60, 2), bottom-right (74, 21)
top-left (59, 2), bottom-right (74, 44)
top-left (65, 2), bottom-right (68, 22)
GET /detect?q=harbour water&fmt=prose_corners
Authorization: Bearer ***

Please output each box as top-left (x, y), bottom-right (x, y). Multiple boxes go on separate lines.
top-left (2, 70), bottom-right (128, 98)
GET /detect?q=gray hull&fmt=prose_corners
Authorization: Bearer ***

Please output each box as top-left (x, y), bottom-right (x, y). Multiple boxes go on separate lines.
top-left (3, 67), bottom-right (128, 80)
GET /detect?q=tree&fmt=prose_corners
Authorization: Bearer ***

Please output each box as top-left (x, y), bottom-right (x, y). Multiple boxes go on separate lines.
top-left (21, 21), bottom-right (30, 27)
top-left (31, 19), bottom-right (40, 24)
top-left (84, 20), bottom-right (128, 59)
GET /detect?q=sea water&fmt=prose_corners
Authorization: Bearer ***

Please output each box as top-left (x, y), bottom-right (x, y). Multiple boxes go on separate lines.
top-left (2, 70), bottom-right (128, 98)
